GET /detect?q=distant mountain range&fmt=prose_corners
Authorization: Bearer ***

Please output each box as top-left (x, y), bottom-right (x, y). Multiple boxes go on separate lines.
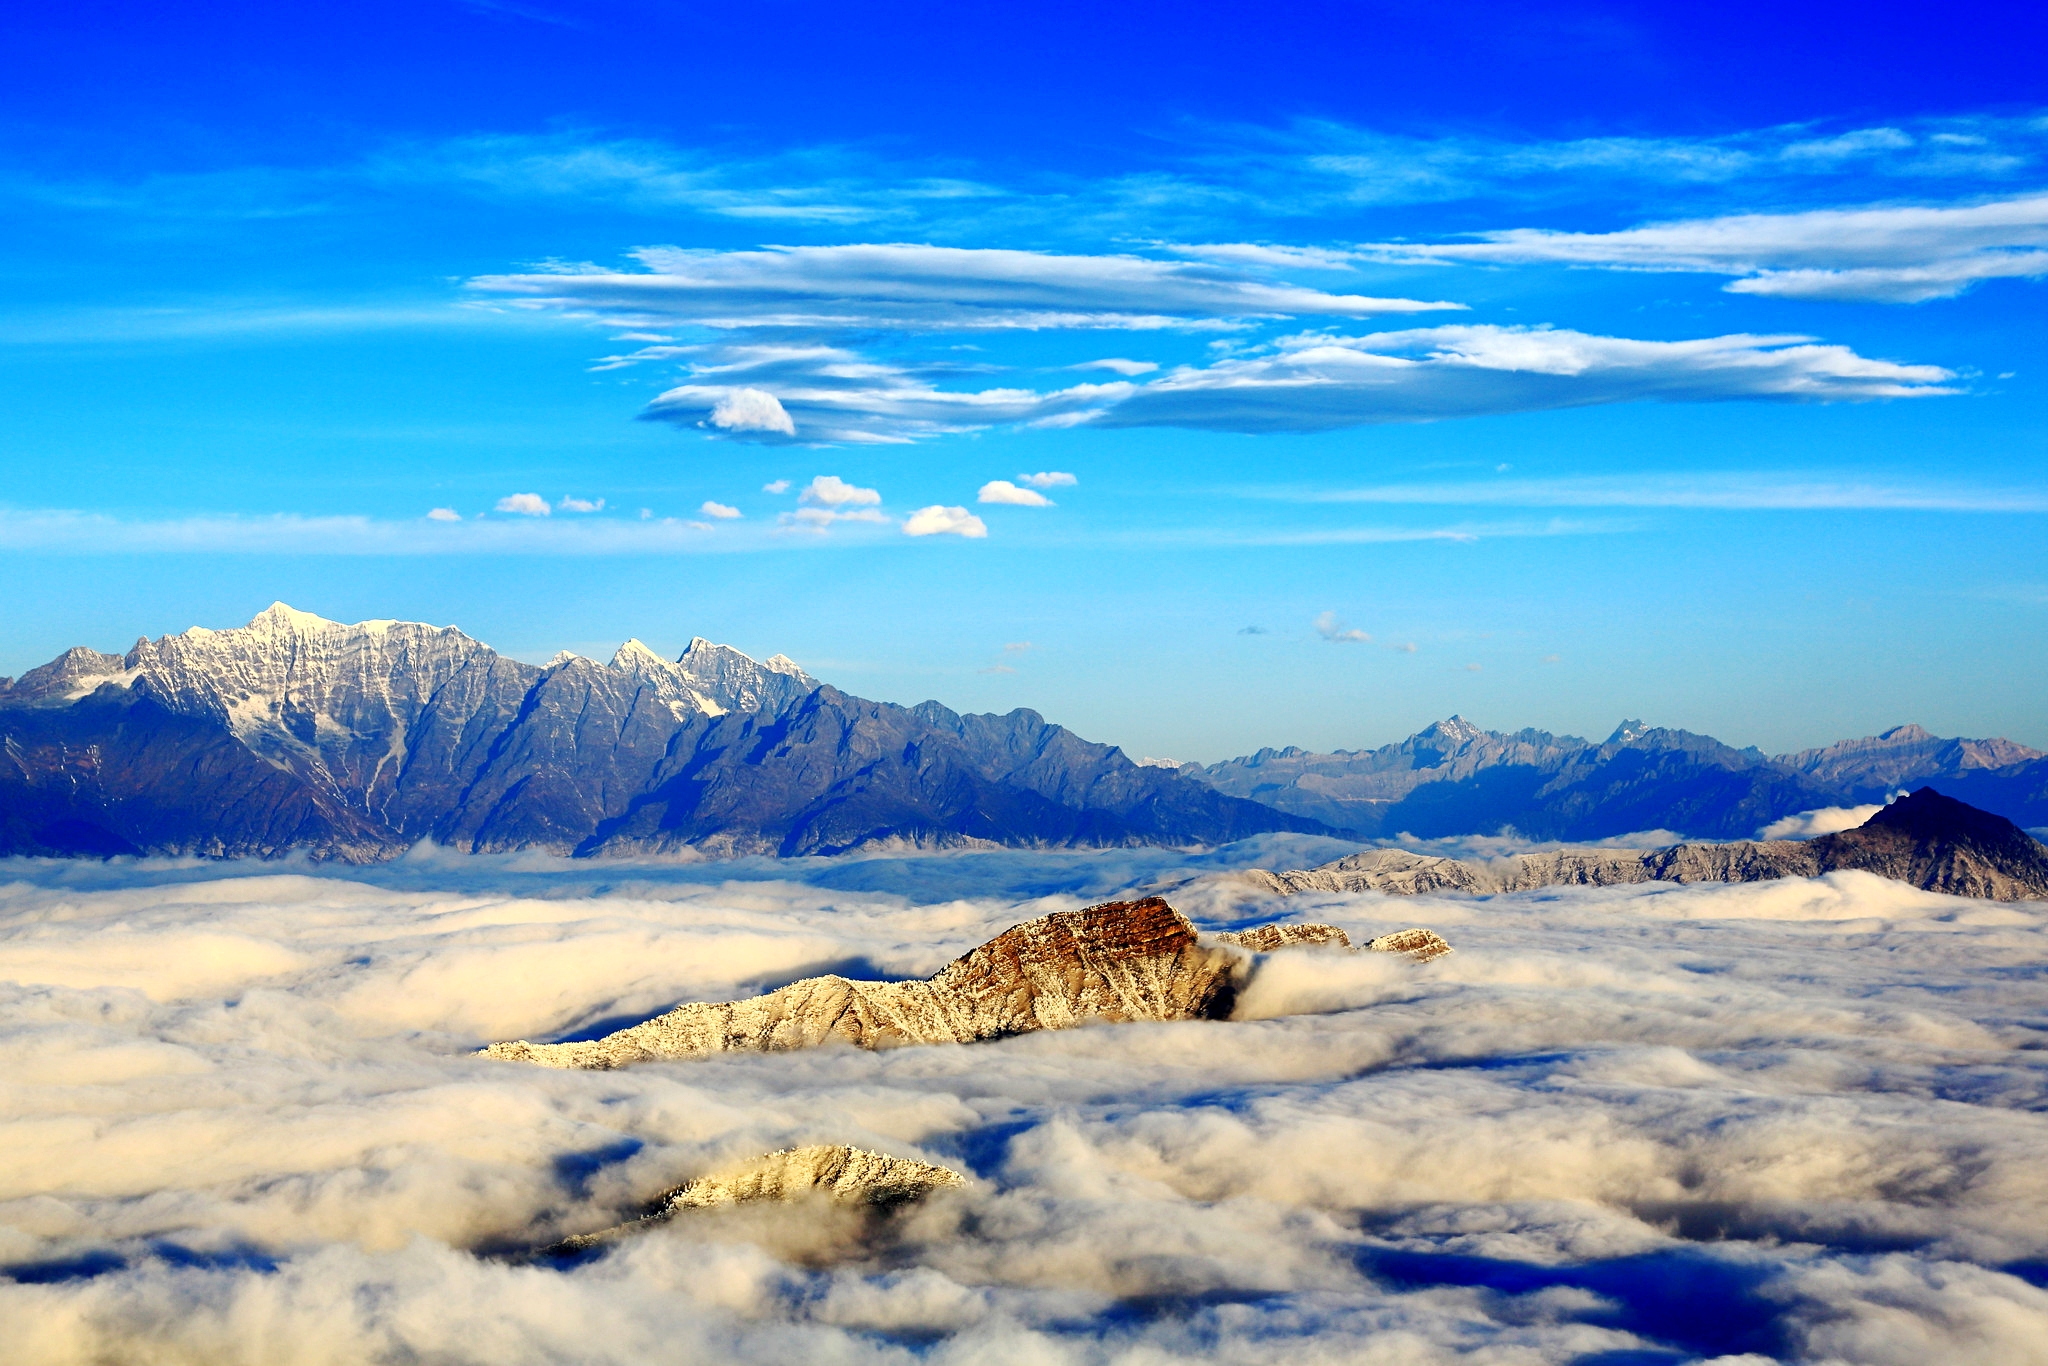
top-left (0, 604), bottom-right (1314, 860)
top-left (1253, 787), bottom-right (2048, 903)
top-left (3, 605), bottom-right (2043, 861)
top-left (1187, 717), bottom-right (2047, 842)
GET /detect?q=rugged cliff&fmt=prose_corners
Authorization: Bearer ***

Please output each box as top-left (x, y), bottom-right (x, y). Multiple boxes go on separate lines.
top-left (0, 605), bottom-right (1322, 859)
top-left (484, 898), bottom-right (1451, 1068)
top-left (1191, 717), bottom-right (2046, 841)
top-left (1250, 789), bottom-right (2048, 902)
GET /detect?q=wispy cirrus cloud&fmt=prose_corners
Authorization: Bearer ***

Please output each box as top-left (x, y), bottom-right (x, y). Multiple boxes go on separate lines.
top-left (0, 507), bottom-right (893, 555)
top-left (1089, 326), bottom-right (1954, 433)
top-left (1186, 112), bottom-right (2048, 216)
top-left (1363, 193), bottom-right (2048, 302)
top-left (468, 242), bottom-right (1460, 337)
top-left (640, 342), bottom-right (1125, 444)
top-left (1285, 472), bottom-right (2048, 512)
top-left (631, 325), bottom-right (1953, 445)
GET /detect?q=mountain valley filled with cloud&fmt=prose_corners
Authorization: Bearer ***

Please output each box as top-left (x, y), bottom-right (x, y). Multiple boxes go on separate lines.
top-left (6, 845), bottom-right (2048, 1364)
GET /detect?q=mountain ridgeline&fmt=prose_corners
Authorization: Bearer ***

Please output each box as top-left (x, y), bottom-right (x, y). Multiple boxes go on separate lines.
top-left (0, 605), bottom-right (1319, 860)
top-left (3, 605), bottom-right (2044, 861)
top-left (1186, 717), bottom-right (2048, 842)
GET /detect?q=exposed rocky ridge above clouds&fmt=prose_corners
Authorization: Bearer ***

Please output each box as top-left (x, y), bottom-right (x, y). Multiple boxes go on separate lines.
top-left (542, 1145), bottom-right (968, 1258)
top-left (1248, 788), bottom-right (2048, 902)
top-left (484, 899), bottom-right (1450, 1069)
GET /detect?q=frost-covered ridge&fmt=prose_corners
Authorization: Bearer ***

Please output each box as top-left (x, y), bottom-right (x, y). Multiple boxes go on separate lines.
top-left (0, 603), bottom-right (1320, 861)
top-left (16, 603), bottom-right (824, 840)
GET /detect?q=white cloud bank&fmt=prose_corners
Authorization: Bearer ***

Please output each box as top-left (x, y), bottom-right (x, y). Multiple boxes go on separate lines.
top-left (0, 855), bottom-right (2045, 1364)
top-left (1758, 804), bottom-right (1888, 839)
top-left (1368, 192), bottom-right (2048, 302)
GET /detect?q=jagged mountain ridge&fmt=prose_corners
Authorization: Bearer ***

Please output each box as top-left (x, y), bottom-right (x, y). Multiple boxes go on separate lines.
top-left (1250, 788), bottom-right (2048, 902)
top-left (0, 605), bottom-right (1319, 860)
top-left (484, 898), bottom-right (1449, 1069)
top-left (1191, 715), bottom-right (2047, 840)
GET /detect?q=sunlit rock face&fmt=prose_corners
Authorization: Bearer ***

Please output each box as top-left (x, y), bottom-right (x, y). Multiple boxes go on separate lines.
top-left (483, 898), bottom-right (1454, 1069)
top-left (546, 1145), bottom-right (968, 1255)
top-left (484, 898), bottom-right (1243, 1068)
top-left (1252, 788), bottom-right (2048, 903)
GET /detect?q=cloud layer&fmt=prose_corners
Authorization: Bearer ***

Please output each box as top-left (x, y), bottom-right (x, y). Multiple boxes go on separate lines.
top-left (631, 323), bottom-right (1953, 444)
top-left (2, 851), bottom-right (2046, 1364)
top-left (1369, 192), bottom-right (2048, 302)
top-left (472, 243), bottom-right (1459, 335)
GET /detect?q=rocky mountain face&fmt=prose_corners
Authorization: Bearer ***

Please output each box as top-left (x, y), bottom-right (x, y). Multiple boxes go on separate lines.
top-left (1250, 789), bottom-right (2048, 902)
top-left (0, 605), bottom-right (1318, 860)
top-left (1780, 724), bottom-right (2043, 799)
top-left (1193, 716), bottom-right (2047, 841)
top-left (485, 898), bottom-right (1450, 1069)
top-left (543, 1145), bottom-right (968, 1257)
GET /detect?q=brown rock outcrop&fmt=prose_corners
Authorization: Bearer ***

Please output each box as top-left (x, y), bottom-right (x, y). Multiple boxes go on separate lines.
top-left (483, 898), bottom-right (1455, 1070)
top-left (485, 898), bottom-right (1240, 1069)
top-left (545, 1145), bottom-right (966, 1255)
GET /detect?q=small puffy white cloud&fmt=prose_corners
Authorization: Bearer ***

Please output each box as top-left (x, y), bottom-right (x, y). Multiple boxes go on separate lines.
top-left (700, 501), bottom-right (743, 520)
top-left (903, 505), bottom-right (988, 538)
top-left (1018, 471), bottom-right (1078, 490)
top-left (1386, 641), bottom-right (1419, 653)
top-left (495, 493), bottom-right (551, 516)
top-left (1074, 358), bottom-right (1159, 375)
top-left (709, 387), bottom-right (797, 436)
top-left (558, 496), bottom-right (605, 513)
top-left (1314, 610), bottom-right (1369, 642)
top-left (799, 475), bottom-right (882, 507)
top-left (425, 507), bottom-right (461, 522)
top-left (1758, 804), bottom-right (1886, 840)
top-left (978, 480), bottom-right (1052, 506)
top-left (639, 507), bottom-right (652, 519)
top-left (763, 479), bottom-right (791, 494)
top-left (1004, 641), bottom-right (1034, 653)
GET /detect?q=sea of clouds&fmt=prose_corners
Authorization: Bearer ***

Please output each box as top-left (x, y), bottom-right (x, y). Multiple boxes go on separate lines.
top-left (3, 838), bottom-right (2047, 1365)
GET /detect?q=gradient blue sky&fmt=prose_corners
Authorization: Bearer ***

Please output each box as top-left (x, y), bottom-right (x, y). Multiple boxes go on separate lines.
top-left (3, 0), bottom-right (2044, 759)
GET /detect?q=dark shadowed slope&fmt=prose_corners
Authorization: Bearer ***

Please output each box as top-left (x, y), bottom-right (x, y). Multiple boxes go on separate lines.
top-left (1193, 717), bottom-right (2045, 841)
top-left (1253, 789), bottom-right (2048, 902)
top-left (0, 606), bottom-right (1323, 860)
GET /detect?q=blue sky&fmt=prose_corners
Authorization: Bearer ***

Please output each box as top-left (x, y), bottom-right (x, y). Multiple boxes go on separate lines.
top-left (2, 0), bottom-right (2044, 758)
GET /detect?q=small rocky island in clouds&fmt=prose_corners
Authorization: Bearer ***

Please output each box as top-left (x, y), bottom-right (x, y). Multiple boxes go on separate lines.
top-left (5, 602), bottom-right (2047, 862)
